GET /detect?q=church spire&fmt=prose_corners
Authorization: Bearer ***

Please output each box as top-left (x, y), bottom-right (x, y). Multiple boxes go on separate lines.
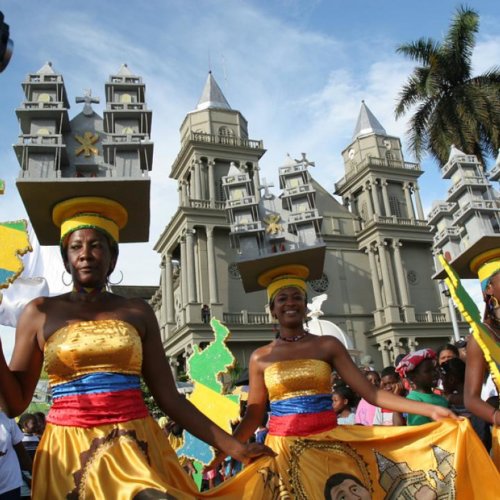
top-left (352, 100), bottom-right (386, 140)
top-left (196, 71), bottom-right (231, 111)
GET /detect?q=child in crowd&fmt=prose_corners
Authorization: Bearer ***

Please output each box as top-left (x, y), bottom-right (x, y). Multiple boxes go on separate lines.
top-left (332, 384), bottom-right (357, 425)
top-left (373, 367), bottom-right (405, 426)
top-left (17, 414), bottom-right (39, 462)
top-left (394, 349), bottom-right (449, 426)
top-left (354, 371), bottom-right (381, 425)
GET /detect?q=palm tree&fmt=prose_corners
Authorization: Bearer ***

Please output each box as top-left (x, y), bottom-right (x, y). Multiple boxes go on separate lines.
top-left (395, 5), bottom-right (500, 167)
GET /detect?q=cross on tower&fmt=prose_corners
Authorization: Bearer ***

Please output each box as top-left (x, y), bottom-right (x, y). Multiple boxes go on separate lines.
top-left (295, 152), bottom-right (315, 168)
top-left (259, 177), bottom-right (274, 199)
top-left (76, 89), bottom-right (100, 116)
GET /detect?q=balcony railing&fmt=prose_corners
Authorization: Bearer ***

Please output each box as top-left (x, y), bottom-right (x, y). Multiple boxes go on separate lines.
top-left (17, 134), bottom-right (63, 146)
top-left (184, 199), bottom-right (226, 210)
top-left (447, 176), bottom-right (488, 199)
top-left (452, 199), bottom-right (500, 224)
top-left (190, 132), bottom-right (263, 149)
top-left (433, 227), bottom-right (461, 245)
top-left (427, 202), bottom-right (455, 223)
top-left (223, 311), bottom-right (270, 325)
top-left (335, 156), bottom-right (420, 190)
top-left (226, 196), bottom-right (257, 208)
top-left (21, 101), bottom-right (65, 110)
top-left (415, 312), bottom-right (447, 323)
top-left (441, 154), bottom-right (480, 178)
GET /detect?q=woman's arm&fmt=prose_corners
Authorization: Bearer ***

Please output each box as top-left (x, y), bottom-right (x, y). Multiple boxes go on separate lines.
top-left (139, 301), bottom-right (274, 464)
top-left (464, 335), bottom-right (497, 425)
top-left (0, 300), bottom-right (44, 416)
top-left (329, 338), bottom-right (456, 421)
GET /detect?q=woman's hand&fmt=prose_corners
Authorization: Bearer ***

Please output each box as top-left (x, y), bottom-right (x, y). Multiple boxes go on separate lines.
top-left (230, 442), bottom-right (276, 465)
top-left (430, 406), bottom-right (459, 421)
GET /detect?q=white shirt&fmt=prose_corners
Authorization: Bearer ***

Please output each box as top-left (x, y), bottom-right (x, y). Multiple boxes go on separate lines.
top-left (0, 412), bottom-right (24, 494)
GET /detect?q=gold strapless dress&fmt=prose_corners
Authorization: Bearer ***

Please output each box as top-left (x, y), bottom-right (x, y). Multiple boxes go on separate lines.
top-left (32, 323), bottom-right (498, 499)
top-left (32, 320), bottom-right (277, 500)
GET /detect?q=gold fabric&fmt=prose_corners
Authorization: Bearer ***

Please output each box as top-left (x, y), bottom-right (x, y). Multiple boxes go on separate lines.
top-left (34, 322), bottom-right (500, 498)
top-left (34, 319), bottom-right (282, 499)
top-left (44, 320), bottom-right (142, 386)
top-left (264, 359), bottom-right (332, 401)
top-left (266, 419), bottom-right (498, 499)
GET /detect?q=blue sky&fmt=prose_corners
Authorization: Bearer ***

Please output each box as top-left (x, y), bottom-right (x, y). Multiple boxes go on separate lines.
top-left (0, 1), bottom-right (499, 357)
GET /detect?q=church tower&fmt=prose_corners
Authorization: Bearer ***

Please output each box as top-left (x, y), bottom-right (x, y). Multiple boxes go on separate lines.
top-left (335, 102), bottom-right (466, 363)
top-left (154, 72), bottom-right (269, 376)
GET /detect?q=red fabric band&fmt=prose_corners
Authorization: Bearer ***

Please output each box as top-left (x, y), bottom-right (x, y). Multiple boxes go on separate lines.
top-left (268, 410), bottom-right (337, 436)
top-left (47, 389), bottom-right (149, 428)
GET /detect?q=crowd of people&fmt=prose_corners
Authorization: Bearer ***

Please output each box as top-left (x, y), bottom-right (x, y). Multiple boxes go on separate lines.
top-left (0, 196), bottom-right (498, 498)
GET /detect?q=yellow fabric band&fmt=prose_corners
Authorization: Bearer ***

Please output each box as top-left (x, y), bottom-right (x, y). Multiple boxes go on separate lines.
top-left (475, 257), bottom-right (500, 291)
top-left (61, 214), bottom-right (119, 245)
top-left (267, 276), bottom-right (307, 302)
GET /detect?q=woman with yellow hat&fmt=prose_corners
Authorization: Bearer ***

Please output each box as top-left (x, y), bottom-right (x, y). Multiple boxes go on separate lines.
top-left (0, 197), bottom-right (275, 499)
top-left (206, 264), bottom-right (459, 496)
top-left (438, 236), bottom-right (500, 469)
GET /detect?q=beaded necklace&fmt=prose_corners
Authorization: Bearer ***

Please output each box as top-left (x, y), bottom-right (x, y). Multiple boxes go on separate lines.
top-left (278, 331), bottom-right (309, 343)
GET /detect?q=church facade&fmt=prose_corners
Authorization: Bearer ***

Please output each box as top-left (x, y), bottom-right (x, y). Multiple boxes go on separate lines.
top-left (152, 73), bottom-right (466, 375)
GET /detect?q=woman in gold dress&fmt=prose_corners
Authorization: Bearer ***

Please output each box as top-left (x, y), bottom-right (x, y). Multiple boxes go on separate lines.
top-left (207, 264), bottom-right (465, 497)
top-left (0, 197), bottom-right (274, 499)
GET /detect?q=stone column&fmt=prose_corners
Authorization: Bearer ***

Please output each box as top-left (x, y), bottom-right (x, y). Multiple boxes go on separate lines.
top-left (403, 182), bottom-right (415, 219)
top-left (377, 240), bottom-right (395, 306)
top-left (371, 179), bottom-right (382, 215)
top-left (378, 341), bottom-right (391, 367)
top-left (186, 229), bottom-right (197, 303)
top-left (200, 161), bottom-right (207, 200)
top-left (363, 184), bottom-right (374, 219)
top-left (381, 180), bottom-right (391, 216)
top-left (413, 184), bottom-right (425, 220)
top-left (177, 182), bottom-right (183, 206)
top-left (366, 246), bottom-right (383, 310)
top-left (165, 253), bottom-right (174, 324)
top-left (208, 159), bottom-right (216, 207)
top-left (392, 240), bottom-right (410, 306)
top-left (193, 160), bottom-right (201, 200)
top-left (160, 257), bottom-right (167, 326)
top-left (180, 236), bottom-right (188, 307)
top-left (253, 163), bottom-right (261, 203)
top-left (206, 226), bottom-right (219, 304)
top-left (181, 180), bottom-right (188, 206)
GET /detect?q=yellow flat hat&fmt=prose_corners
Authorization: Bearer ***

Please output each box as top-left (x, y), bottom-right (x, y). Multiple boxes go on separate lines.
top-left (433, 235), bottom-right (500, 291)
top-left (258, 264), bottom-right (309, 302)
top-left (52, 196), bottom-right (128, 246)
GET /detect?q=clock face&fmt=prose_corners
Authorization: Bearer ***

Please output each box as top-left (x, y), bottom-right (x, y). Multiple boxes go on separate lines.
top-left (407, 270), bottom-right (418, 285)
top-left (383, 139), bottom-right (392, 150)
top-left (348, 148), bottom-right (355, 160)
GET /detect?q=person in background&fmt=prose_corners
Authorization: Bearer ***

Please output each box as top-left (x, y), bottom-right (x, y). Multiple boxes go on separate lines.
top-left (440, 358), bottom-right (469, 417)
top-left (373, 367), bottom-right (405, 426)
top-left (332, 384), bottom-right (357, 425)
top-left (355, 371), bottom-right (381, 426)
top-left (394, 349), bottom-right (449, 426)
top-left (17, 414), bottom-right (38, 462)
top-left (32, 413), bottom-right (46, 439)
top-left (436, 343), bottom-right (460, 366)
top-left (0, 411), bottom-right (32, 500)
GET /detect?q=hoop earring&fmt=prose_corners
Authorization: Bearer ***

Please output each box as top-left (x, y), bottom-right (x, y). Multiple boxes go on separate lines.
top-left (107, 270), bottom-right (124, 286)
top-left (61, 270), bottom-right (72, 287)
